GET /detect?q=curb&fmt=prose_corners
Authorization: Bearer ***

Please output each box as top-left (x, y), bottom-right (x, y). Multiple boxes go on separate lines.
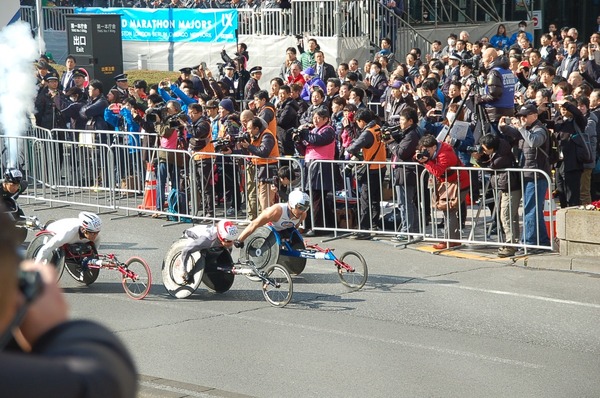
top-left (138, 375), bottom-right (255, 398)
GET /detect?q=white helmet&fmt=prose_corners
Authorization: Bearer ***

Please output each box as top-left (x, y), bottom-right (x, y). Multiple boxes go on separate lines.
top-left (79, 211), bottom-right (102, 233)
top-left (217, 220), bottom-right (239, 241)
top-left (288, 190), bottom-right (310, 211)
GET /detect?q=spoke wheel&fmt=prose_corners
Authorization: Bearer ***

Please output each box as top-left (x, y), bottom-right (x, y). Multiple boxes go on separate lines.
top-left (337, 251), bottom-right (368, 290)
top-left (262, 264), bottom-right (293, 307)
top-left (122, 257), bottom-right (152, 300)
top-left (162, 239), bottom-right (203, 299)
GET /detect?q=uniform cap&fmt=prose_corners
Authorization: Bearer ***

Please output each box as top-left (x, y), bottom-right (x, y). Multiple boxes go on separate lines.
top-left (114, 73), bottom-right (128, 82)
top-left (179, 67), bottom-right (192, 74)
top-left (249, 66), bottom-right (263, 74)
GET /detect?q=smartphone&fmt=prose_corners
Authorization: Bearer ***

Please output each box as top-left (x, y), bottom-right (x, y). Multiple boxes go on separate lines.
top-left (200, 61), bottom-right (207, 70)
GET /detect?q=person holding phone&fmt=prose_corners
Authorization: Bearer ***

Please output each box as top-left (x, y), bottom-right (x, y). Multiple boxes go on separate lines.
top-left (0, 207), bottom-right (137, 397)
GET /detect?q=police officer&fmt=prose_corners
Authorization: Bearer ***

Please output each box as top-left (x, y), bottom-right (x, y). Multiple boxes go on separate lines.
top-left (111, 73), bottom-right (130, 99)
top-left (244, 66), bottom-right (263, 103)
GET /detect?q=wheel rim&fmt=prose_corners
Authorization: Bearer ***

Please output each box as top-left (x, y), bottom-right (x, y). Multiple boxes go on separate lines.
top-left (122, 258), bottom-right (152, 300)
top-left (337, 251), bottom-right (368, 290)
top-left (262, 265), bottom-right (293, 307)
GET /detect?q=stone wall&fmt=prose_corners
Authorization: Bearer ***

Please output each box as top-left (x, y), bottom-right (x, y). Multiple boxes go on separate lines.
top-left (556, 208), bottom-right (600, 256)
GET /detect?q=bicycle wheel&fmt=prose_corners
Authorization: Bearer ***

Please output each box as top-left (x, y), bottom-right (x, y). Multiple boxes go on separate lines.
top-left (122, 256), bottom-right (152, 300)
top-left (162, 239), bottom-right (203, 299)
top-left (64, 260), bottom-right (100, 285)
top-left (336, 251), bottom-right (368, 290)
top-left (261, 264), bottom-right (293, 307)
top-left (25, 232), bottom-right (65, 281)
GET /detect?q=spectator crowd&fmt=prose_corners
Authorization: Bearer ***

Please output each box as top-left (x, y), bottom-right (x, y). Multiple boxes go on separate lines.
top-left (30, 17), bottom-right (600, 255)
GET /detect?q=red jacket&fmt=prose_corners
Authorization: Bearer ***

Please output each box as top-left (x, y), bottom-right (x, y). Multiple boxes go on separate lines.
top-left (423, 142), bottom-right (470, 190)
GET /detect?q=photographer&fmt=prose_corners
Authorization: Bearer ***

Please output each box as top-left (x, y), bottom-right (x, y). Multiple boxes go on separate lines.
top-left (478, 48), bottom-right (518, 128)
top-left (215, 99), bottom-right (243, 217)
top-left (473, 133), bottom-right (521, 257)
top-left (415, 135), bottom-right (470, 249)
top-left (238, 116), bottom-right (280, 217)
top-left (153, 100), bottom-right (188, 217)
top-left (383, 79), bottom-right (416, 124)
top-left (384, 107), bottom-right (421, 240)
top-left (276, 85), bottom-right (300, 156)
top-left (346, 109), bottom-right (387, 240)
top-left (499, 103), bottom-right (551, 249)
top-left (187, 103), bottom-right (216, 217)
top-left (293, 109), bottom-right (337, 236)
top-left (0, 207), bottom-right (137, 397)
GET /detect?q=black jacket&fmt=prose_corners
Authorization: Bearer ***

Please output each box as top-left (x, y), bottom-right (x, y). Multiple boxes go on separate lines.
top-left (386, 123), bottom-right (421, 186)
top-left (0, 320), bottom-right (137, 398)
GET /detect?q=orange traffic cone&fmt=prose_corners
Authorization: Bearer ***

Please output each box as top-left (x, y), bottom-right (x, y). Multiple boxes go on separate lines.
top-left (543, 189), bottom-right (557, 238)
top-left (138, 162), bottom-right (157, 210)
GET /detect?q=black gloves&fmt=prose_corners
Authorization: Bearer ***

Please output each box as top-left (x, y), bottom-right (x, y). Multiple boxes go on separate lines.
top-left (233, 240), bottom-right (244, 249)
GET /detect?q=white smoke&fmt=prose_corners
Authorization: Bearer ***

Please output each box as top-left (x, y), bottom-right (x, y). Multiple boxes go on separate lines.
top-left (0, 21), bottom-right (40, 168)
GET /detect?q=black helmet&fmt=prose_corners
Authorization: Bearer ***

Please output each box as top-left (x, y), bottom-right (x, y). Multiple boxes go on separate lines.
top-left (4, 168), bottom-right (22, 184)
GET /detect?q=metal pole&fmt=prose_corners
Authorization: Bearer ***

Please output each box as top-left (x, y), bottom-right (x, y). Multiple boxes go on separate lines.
top-left (435, 0), bottom-right (438, 28)
top-left (502, 0), bottom-right (506, 21)
top-left (35, 0), bottom-right (44, 56)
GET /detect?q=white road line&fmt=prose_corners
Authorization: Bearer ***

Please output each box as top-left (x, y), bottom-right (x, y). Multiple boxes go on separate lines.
top-left (231, 314), bottom-right (544, 369)
top-left (440, 285), bottom-right (600, 309)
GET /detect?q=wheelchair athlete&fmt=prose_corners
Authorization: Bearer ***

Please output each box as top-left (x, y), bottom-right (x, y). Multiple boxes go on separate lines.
top-left (35, 212), bottom-right (102, 264)
top-left (2, 168), bottom-right (28, 221)
top-left (179, 219), bottom-right (239, 282)
top-left (234, 190), bottom-right (310, 249)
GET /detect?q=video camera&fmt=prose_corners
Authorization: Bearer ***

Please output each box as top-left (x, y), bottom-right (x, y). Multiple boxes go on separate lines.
top-left (165, 111), bottom-right (188, 128)
top-left (211, 132), bottom-right (251, 153)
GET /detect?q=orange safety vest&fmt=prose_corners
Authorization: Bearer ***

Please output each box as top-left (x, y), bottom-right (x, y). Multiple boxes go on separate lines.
top-left (262, 105), bottom-right (279, 142)
top-left (251, 129), bottom-right (279, 165)
top-left (361, 124), bottom-right (386, 170)
top-left (192, 139), bottom-right (215, 160)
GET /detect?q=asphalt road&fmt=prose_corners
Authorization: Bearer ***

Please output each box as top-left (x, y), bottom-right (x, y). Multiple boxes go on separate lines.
top-left (19, 202), bottom-right (600, 398)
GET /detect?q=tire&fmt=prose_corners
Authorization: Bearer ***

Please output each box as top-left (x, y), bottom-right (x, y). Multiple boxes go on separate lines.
top-left (162, 239), bottom-right (203, 299)
top-left (64, 260), bottom-right (100, 285)
top-left (202, 249), bottom-right (235, 293)
top-left (15, 227), bottom-right (28, 245)
top-left (278, 239), bottom-right (307, 275)
top-left (122, 257), bottom-right (152, 300)
top-left (261, 264), bottom-right (293, 307)
top-left (25, 232), bottom-right (65, 281)
top-left (336, 251), bottom-right (368, 290)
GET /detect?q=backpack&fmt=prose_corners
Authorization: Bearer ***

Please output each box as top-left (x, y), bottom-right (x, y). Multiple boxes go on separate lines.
top-left (167, 189), bottom-right (192, 223)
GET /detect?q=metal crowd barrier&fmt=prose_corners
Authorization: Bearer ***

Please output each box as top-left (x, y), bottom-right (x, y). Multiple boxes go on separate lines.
top-left (307, 159), bottom-right (555, 253)
top-left (5, 126), bottom-right (555, 254)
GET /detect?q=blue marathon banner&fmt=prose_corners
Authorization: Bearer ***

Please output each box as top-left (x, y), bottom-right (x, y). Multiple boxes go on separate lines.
top-left (75, 7), bottom-right (238, 43)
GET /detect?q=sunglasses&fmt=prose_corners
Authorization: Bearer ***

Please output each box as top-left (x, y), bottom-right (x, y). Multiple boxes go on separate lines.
top-left (295, 203), bottom-right (310, 212)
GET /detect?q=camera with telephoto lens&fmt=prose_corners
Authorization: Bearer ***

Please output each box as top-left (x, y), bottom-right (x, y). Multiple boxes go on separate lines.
top-left (235, 131), bottom-right (250, 143)
top-left (466, 145), bottom-right (484, 154)
top-left (165, 111), bottom-right (187, 128)
top-left (287, 126), bottom-right (311, 143)
top-left (211, 137), bottom-right (232, 152)
top-left (380, 124), bottom-right (404, 142)
top-left (144, 104), bottom-right (168, 123)
top-left (415, 148), bottom-right (430, 161)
